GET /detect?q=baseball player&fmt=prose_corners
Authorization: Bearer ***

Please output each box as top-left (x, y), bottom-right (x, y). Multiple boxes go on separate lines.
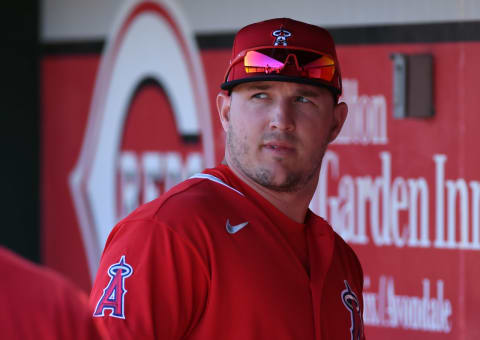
top-left (0, 247), bottom-right (108, 340)
top-left (90, 18), bottom-right (365, 340)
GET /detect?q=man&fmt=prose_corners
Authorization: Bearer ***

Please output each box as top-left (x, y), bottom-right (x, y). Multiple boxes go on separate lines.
top-left (0, 247), bottom-right (108, 340)
top-left (90, 18), bottom-right (365, 340)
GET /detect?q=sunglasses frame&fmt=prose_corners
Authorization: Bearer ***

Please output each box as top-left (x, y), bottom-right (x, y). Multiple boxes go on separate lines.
top-left (224, 45), bottom-right (337, 83)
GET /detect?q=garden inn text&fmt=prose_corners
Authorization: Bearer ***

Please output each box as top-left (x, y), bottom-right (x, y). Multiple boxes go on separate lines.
top-left (313, 151), bottom-right (480, 250)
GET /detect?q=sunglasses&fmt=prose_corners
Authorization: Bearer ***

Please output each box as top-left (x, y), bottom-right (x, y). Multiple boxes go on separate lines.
top-left (224, 46), bottom-right (336, 83)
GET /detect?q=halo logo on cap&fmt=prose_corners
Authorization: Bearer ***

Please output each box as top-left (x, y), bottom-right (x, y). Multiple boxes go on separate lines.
top-left (272, 29), bottom-right (292, 46)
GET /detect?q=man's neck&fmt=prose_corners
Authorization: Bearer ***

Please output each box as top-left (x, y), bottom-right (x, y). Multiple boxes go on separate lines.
top-left (224, 161), bottom-right (317, 223)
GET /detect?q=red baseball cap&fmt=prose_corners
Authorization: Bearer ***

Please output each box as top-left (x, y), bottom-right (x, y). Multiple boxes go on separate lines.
top-left (221, 18), bottom-right (342, 98)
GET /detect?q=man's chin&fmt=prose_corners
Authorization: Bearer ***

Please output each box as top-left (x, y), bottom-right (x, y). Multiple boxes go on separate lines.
top-left (252, 168), bottom-right (302, 193)
top-left (260, 180), bottom-right (302, 193)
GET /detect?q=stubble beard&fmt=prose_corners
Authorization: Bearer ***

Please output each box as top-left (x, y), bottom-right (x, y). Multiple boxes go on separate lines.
top-left (226, 122), bottom-right (329, 193)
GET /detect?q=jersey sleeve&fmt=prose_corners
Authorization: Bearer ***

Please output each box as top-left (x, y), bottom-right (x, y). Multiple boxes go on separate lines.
top-left (337, 234), bottom-right (367, 340)
top-left (89, 219), bottom-right (210, 340)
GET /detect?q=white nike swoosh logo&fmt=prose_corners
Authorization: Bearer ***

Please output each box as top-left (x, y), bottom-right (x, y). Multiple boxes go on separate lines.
top-left (226, 219), bottom-right (249, 234)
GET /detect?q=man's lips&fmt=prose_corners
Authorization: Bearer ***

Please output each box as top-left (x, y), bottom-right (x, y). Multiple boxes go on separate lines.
top-left (262, 141), bottom-right (296, 153)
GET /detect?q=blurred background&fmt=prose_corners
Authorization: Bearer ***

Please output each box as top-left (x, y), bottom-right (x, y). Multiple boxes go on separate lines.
top-left (2, 0), bottom-right (480, 339)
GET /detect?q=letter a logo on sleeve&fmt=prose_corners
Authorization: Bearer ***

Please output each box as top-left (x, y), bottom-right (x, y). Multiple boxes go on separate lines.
top-left (341, 280), bottom-right (364, 340)
top-left (93, 255), bottom-right (133, 319)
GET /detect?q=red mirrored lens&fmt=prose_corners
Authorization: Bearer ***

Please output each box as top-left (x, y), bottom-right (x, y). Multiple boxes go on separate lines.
top-left (304, 55), bottom-right (335, 81)
top-left (242, 49), bottom-right (335, 82)
top-left (244, 50), bottom-right (284, 73)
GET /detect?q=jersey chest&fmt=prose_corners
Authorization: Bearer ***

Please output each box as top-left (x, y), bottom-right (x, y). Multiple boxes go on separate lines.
top-left (172, 181), bottom-right (363, 340)
top-left (189, 204), bottom-right (316, 339)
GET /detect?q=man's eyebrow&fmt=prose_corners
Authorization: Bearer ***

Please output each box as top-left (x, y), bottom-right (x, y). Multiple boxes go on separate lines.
top-left (295, 89), bottom-right (322, 97)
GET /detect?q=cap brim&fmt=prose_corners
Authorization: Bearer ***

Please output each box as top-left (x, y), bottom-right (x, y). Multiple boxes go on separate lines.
top-left (220, 75), bottom-right (340, 97)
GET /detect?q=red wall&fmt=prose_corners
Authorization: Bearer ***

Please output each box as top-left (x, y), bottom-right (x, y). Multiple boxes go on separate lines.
top-left (41, 39), bottom-right (480, 339)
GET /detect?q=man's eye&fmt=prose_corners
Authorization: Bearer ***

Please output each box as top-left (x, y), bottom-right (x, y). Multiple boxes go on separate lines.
top-left (252, 93), bottom-right (268, 99)
top-left (296, 96), bottom-right (310, 103)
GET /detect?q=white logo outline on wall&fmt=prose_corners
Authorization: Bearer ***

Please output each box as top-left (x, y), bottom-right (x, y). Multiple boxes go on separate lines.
top-left (341, 280), bottom-right (364, 340)
top-left (93, 255), bottom-right (133, 319)
top-left (272, 29), bottom-right (292, 46)
top-left (69, 0), bottom-right (215, 280)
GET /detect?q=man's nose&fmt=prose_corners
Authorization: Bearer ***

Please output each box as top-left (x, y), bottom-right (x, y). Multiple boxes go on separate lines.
top-left (268, 100), bottom-right (295, 132)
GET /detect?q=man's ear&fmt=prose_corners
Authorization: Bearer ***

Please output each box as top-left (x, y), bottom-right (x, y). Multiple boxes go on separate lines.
top-left (216, 91), bottom-right (231, 132)
top-left (328, 102), bottom-right (348, 143)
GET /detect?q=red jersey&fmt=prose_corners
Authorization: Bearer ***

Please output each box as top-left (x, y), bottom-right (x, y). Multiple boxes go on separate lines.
top-left (90, 165), bottom-right (365, 339)
top-left (0, 247), bottom-right (107, 340)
